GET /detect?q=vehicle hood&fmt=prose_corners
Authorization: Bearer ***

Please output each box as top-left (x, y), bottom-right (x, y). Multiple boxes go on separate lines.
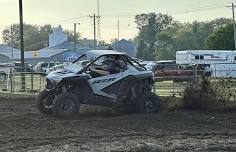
top-left (46, 63), bottom-right (83, 79)
top-left (46, 70), bottom-right (79, 83)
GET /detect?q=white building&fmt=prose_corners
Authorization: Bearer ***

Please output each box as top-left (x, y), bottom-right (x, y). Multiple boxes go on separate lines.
top-left (49, 25), bottom-right (68, 47)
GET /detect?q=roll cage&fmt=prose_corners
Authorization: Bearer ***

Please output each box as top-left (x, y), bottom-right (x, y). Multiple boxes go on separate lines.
top-left (74, 53), bottom-right (146, 74)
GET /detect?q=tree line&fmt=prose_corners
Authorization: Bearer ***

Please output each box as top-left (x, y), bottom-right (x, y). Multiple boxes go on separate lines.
top-left (2, 24), bottom-right (79, 51)
top-left (1, 12), bottom-right (234, 59)
top-left (135, 13), bottom-right (234, 60)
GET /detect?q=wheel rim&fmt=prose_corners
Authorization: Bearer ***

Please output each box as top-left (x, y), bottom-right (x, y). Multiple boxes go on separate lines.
top-left (144, 99), bottom-right (154, 113)
top-left (59, 100), bottom-right (75, 114)
top-left (43, 96), bottom-right (53, 109)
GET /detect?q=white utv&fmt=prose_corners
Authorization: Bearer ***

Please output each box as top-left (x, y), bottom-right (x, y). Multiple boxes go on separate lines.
top-left (36, 50), bottom-right (160, 117)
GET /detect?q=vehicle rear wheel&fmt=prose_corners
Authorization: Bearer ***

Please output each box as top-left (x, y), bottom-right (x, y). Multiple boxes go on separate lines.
top-left (36, 89), bottom-right (54, 114)
top-left (52, 92), bottom-right (80, 118)
top-left (137, 92), bottom-right (160, 113)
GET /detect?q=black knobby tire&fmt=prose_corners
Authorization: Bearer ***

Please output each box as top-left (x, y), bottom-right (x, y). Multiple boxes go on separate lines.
top-left (137, 92), bottom-right (160, 113)
top-left (52, 92), bottom-right (80, 118)
top-left (36, 89), bottom-right (54, 114)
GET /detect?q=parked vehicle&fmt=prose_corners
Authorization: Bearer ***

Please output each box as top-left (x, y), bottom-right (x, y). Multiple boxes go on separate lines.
top-left (155, 60), bottom-right (193, 78)
top-left (12, 61), bottom-right (33, 72)
top-left (45, 64), bottom-right (64, 75)
top-left (0, 71), bottom-right (7, 81)
top-left (36, 50), bottom-right (160, 117)
top-left (176, 50), bottom-right (236, 78)
top-left (34, 62), bottom-right (60, 73)
top-left (0, 63), bottom-right (14, 81)
top-left (145, 62), bottom-right (159, 73)
top-left (34, 62), bottom-right (47, 72)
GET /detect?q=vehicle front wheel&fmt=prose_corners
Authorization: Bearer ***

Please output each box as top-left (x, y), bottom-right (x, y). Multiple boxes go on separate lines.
top-left (36, 89), bottom-right (54, 114)
top-left (52, 92), bottom-right (80, 118)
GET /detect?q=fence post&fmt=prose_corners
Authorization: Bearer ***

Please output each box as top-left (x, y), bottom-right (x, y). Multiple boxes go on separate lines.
top-left (39, 74), bottom-right (42, 91)
top-left (192, 64), bottom-right (197, 84)
top-left (31, 71), bottom-right (33, 93)
top-left (10, 68), bottom-right (13, 93)
top-left (172, 81), bottom-right (175, 96)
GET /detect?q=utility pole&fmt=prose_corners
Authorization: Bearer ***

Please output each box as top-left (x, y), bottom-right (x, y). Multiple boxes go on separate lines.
top-left (10, 25), bottom-right (13, 61)
top-left (19, 0), bottom-right (25, 90)
top-left (227, 2), bottom-right (236, 50)
top-left (90, 14), bottom-right (97, 49)
top-left (93, 14), bottom-right (96, 49)
top-left (74, 23), bottom-right (80, 54)
top-left (117, 19), bottom-right (120, 41)
top-left (74, 23), bottom-right (77, 53)
top-left (97, 0), bottom-right (101, 41)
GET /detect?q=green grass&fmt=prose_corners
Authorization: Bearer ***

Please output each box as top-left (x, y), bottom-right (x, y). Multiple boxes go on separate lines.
top-left (155, 81), bottom-right (189, 97)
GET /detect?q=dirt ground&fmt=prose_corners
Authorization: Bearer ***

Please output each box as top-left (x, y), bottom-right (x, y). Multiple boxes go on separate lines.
top-left (0, 97), bottom-right (236, 152)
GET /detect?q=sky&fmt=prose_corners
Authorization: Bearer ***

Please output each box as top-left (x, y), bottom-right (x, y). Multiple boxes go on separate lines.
top-left (0, 0), bottom-right (233, 43)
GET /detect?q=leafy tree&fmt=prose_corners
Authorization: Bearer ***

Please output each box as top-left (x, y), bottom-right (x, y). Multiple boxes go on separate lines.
top-left (2, 24), bottom-right (53, 51)
top-left (110, 38), bottom-right (119, 44)
top-left (155, 31), bottom-right (176, 60)
top-left (136, 39), bottom-right (150, 60)
top-left (174, 21), bottom-right (213, 50)
top-left (137, 39), bottom-right (147, 59)
top-left (154, 23), bottom-right (182, 60)
top-left (209, 18), bottom-right (232, 31)
top-left (205, 23), bottom-right (234, 50)
top-left (135, 13), bottom-right (176, 60)
top-left (134, 14), bottom-right (232, 60)
top-left (2, 24), bottom-right (21, 48)
top-left (64, 30), bottom-right (81, 43)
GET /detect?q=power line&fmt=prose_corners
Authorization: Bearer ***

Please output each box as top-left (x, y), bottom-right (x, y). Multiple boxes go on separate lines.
top-left (53, 15), bottom-right (88, 24)
top-left (51, 17), bottom-right (90, 26)
top-left (170, 3), bottom-right (226, 12)
top-left (31, 3), bottom-right (229, 27)
top-left (171, 5), bottom-right (224, 14)
top-left (100, 3), bottom-right (227, 17)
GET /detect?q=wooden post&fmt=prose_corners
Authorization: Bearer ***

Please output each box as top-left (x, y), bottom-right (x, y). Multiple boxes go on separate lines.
top-left (31, 72), bottom-right (33, 93)
top-left (10, 68), bottom-right (13, 93)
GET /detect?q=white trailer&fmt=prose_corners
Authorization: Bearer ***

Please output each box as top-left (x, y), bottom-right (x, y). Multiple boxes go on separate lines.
top-left (210, 63), bottom-right (236, 78)
top-left (176, 50), bottom-right (236, 65)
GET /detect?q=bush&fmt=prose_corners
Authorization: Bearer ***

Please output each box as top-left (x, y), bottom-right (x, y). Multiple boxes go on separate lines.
top-left (182, 75), bottom-right (227, 111)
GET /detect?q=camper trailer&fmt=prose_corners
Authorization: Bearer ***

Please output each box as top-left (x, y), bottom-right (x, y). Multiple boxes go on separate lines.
top-left (176, 50), bottom-right (236, 78)
top-left (176, 50), bottom-right (236, 65)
